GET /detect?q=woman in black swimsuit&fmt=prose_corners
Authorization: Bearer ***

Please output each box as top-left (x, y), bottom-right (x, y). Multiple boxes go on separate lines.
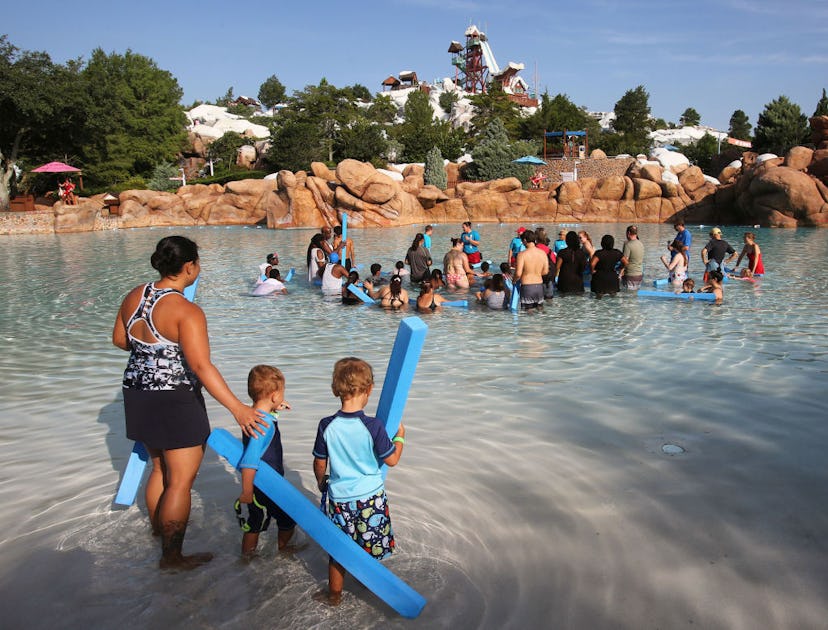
top-left (366, 274), bottom-right (409, 308)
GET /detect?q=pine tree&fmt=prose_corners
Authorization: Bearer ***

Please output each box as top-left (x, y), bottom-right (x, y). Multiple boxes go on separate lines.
top-left (754, 96), bottom-right (809, 154)
top-left (814, 88), bottom-right (828, 117)
top-left (679, 107), bottom-right (701, 126)
top-left (424, 146), bottom-right (447, 189)
top-left (728, 110), bottom-right (752, 140)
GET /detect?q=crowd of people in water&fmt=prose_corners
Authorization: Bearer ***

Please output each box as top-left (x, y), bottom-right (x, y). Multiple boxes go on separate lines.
top-left (251, 220), bottom-right (766, 308)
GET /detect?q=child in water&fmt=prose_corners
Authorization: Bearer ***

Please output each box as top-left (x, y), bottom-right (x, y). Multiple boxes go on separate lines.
top-left (235, 365), bottom-right (295, 557)
top-left (312, 358), bottom-right (405, 606)
top-left (680, 278), bottom-right (696, 293)
top-left (700, 270), bottom-right (724, 303)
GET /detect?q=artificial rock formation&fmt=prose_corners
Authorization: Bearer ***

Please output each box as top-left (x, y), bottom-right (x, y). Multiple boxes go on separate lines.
top-left (7, 118), bottom-right (828, 236)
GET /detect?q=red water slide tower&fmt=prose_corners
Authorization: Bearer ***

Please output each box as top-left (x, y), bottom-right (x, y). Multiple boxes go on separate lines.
top-left (449, 25), bottom-right (489, 94)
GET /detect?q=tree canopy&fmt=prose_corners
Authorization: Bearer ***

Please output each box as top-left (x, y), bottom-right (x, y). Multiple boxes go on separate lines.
top-left (814, 88), bottom-right (828, 117)
top-left (728, 110), bottom-right (752, 140)
top-left (610, 85), bottom-right (652, 154)
top-left (679, 107), bottom-right (701, 126)
top-left (257, 75), bottom-right (286, 109)
top-left (754, 95), bottom-right (809, 155)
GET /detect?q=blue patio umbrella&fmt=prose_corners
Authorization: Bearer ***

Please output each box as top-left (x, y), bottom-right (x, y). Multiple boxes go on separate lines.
top-left (512, 155), bottom-right (547, 165)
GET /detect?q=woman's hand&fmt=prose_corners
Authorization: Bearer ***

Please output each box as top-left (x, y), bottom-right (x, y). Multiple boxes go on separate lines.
top-left (234, 406), bottom-right (269, 438)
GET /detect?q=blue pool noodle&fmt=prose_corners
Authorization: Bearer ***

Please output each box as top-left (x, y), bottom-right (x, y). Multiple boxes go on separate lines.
top-left (347, 283), bottom-right (376, 304)
top-left (207, 428), bottom-right (426, 618)
top-left (637, 289), bottom-right (716, 301)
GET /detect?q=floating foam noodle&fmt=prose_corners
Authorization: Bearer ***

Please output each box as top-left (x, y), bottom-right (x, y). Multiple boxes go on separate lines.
top-left (208, 429), bottom-right (426, 619)
top-left (509, 280), bottom-right (521, 312)
top-left (637, 289), bottom-right (716, 301)
top-left (114, 276), bottom-right (199, 506)
top-left (471, 260), bottom-right (492, 270)
top-left (208, 316), bottom-right (428, 618)
top-left (284, 268), bottom-right (295, 282)
top-left (346, 284), bottom-right (376, 304)
top-left (653, 278), bottom-right (670, 287)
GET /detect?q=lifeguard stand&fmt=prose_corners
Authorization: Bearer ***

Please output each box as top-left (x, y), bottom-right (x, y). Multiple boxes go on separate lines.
top-left (543, 130), bottom-right (589, 160)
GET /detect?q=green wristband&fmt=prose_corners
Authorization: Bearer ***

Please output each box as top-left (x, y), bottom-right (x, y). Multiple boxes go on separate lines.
top-left (392, 436), bottom-right (405, 445)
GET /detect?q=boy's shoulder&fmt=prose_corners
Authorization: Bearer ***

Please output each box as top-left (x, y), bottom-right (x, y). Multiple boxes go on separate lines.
top-left (319, 409), bottom-right (383, 431)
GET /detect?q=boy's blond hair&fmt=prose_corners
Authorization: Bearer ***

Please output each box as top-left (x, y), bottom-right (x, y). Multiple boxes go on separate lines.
top-left (331, 357), bottom-right (374, 399)
top-left (248, 364), bottom-right (285, 401)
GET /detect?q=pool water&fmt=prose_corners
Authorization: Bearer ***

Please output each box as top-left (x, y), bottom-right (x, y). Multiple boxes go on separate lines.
top-left (1, 223), bottom-right (827, 629)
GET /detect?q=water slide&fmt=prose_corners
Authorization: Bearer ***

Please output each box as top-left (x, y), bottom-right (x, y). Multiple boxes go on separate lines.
top-left (479, 39), bottom-right (500, 75)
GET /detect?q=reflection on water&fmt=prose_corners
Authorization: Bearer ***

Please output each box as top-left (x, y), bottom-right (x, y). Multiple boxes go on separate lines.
top-left (1, 224), bottom-right (827, 629)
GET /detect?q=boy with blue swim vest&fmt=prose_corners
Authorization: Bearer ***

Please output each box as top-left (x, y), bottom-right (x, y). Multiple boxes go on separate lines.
top-left (235, 365), bottom-right (296, 556)
top-left (312, 357), bottom-right (405, 606)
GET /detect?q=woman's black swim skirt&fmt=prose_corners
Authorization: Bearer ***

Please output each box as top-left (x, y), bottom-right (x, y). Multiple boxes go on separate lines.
top-left (123, 387), bottom-right (210, 450)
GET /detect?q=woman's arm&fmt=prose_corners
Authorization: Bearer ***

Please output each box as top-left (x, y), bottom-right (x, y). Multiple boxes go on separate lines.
top-left (178, 305), bottom-right (268, 437)
top-left (735, 244), bottom-right (748, 268)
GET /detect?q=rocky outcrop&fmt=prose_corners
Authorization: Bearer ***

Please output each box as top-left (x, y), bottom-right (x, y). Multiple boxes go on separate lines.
top-left (7, 120), bottom-right (828, 236)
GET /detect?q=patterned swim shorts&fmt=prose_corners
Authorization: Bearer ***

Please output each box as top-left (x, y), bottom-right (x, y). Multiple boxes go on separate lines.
top-left (327, 489), bottom-right (395, 559)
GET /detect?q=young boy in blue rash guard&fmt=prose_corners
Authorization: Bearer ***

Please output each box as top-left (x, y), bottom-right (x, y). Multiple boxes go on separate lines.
top-left (312, 357), bottom-right (405, 606)
top-left (235, 365), bottom-right (295, 557)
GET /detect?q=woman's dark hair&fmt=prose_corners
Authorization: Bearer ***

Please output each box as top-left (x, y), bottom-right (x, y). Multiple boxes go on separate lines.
top-left (306, 233), bottom-right (326, 266)
top-left (269, 267), bottom-right (281, 280)
top-left (490, 273), bottom-right (505, 292)
top-left (346, 270), bottom-right (359, 285)
top-left (565, 231), bottom-right (580, 249)
top-left (411, 233), bottom-right (424, 250)
top-left (431, 268), bottom-right (443, 282)
top-left (450, 237), bottom-right (461, 247)
top-left (419, 280), bottom-right (433, 296)
top-left (151, 236), bottom-right (198, 277)
top-left (600, 234), bottom-right (615, 250)
top-left (395, 260), bottom-right (405, 270)
top-left (670, 239), bottom-right (684, 251)
top-left (390, 275), bottom-right (403, 297)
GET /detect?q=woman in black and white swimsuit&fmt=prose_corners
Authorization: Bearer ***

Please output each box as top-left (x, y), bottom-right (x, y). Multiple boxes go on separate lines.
top-left (113, 236), bottom-right (267, 570)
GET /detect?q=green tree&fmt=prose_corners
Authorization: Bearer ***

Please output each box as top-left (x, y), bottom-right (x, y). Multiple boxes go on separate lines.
top-left (611, 86), bottom-right (652, 154)
top-left (678, 133), bottom-right (719, 175)
top-left (519, 93), bottom-right (601, 149)
top-left (754, 95), bottom-right (809, 154)
top-left (258, 75), bottom-right (286, 109)
top-left (439, 90), bottom-right (459, 114)
top-left (728, 110), bottom-right (752, 140)
top-left (679, 107), bottom-right (701, 126)
top-left (395, 90), bottom-right (437, 162)
top-left (147, 162), bottom-right (181, 191)
top-left (0, 36), bottom-right (92, 208)
top-left (215, 86), bottom-right (234, 106)
top-left (278, 78), bottom-right (361, 163)
top-left (814, 88), bottom-right (828, 117)
top-left (424, 146), bottom-right (447, 189)
top-left (468, 84), bottom-right (522, 143)
top-left (334, 119), bottom-right (388, 165)
top-left (206, 131), bottom-right (246, 166)
top-left (265, 119), bottom-right (326, 171)
top-left (343, 83), bottom-right (372, 102)
top-left (366, 94), bottom-right (397, 124)
top-left (81, 49), bottom-right (186, 187)
top-left (466, 118), bottom-right (532, 185)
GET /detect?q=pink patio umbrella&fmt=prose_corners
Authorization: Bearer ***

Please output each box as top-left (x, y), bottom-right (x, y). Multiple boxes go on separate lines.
top-left (31, 161), bottom-right (83, 189)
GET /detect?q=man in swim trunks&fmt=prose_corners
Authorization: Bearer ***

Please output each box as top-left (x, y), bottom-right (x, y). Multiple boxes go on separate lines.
top-left (460, 221), bottom-right (482, 265)
top-left (515, 229), bottom-right (549, 309)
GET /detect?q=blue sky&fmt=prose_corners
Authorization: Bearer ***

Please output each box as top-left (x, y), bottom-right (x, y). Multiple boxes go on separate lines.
top-left (4, 0), bottom-right (826, 131)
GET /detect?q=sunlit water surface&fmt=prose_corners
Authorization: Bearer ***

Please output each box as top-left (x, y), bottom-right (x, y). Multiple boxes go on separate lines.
top-left (1, 223), bottom-right (827, 630)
